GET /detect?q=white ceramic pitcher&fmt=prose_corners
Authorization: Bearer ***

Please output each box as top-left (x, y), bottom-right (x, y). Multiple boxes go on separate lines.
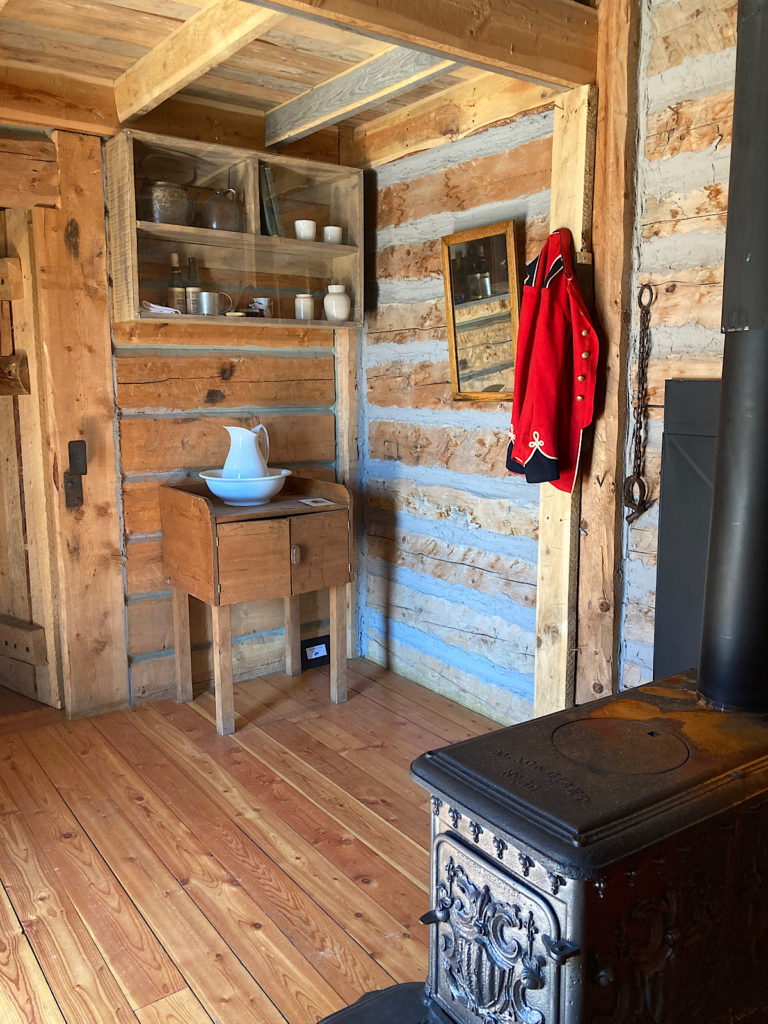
top-left (222, 424), bottom-right (269, 478)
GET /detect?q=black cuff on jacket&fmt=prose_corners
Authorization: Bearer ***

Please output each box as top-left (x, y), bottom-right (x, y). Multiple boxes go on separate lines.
top-left (507, 441), bottom-right (560, 483)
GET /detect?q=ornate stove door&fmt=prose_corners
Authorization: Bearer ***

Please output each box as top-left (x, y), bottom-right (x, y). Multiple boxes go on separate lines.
top-left (427, 834), bottom-right (567, 1024)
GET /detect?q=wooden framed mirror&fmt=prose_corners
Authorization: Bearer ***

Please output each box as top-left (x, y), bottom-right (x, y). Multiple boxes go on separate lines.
top-left (441, 221), bottom-right (520, 401)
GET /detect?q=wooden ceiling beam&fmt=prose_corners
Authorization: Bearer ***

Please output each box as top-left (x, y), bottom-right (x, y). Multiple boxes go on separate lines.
top-left (114, 0), bottom-right (285, 122)
top-left (353, 71), bottom-right (559, 168)
top-left (244, 0), bottom-right (597, 88)
top-left (266, 45), bottom-right (457, 147)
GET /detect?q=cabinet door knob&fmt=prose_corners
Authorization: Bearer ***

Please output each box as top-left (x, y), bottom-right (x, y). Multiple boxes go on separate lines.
top-left (290, 544), bottom-right (302, 565)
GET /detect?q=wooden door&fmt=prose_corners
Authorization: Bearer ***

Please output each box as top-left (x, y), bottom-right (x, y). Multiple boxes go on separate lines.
top-left (0, 131), bottom-right (129, 714)
top-left (290, 510), bottom-right (350, 595)
top-left (217, 519), bottom-right (290, 605)
top-left (0, 212), bottom-right (61, 705)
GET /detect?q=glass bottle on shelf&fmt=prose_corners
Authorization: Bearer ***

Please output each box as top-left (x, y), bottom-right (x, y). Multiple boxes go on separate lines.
top-left (166, 252), bottom-right (186, 312)
top-left (186, 256), bottom-right (201, 314)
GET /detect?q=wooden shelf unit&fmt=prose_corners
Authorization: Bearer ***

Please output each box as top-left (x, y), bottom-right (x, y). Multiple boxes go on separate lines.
top-left (105, 130), bottom-right (363, 327)
top-left (160, 477), bottom-right (353, 736)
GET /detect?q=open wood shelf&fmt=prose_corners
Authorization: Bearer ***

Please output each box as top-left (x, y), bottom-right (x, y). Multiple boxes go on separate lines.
top-left (105, 130), bottom-right (364, 327)
top-left (136, 221), bottom-right (358, 260)
top-left (137, 313), bottom-right (359, 328)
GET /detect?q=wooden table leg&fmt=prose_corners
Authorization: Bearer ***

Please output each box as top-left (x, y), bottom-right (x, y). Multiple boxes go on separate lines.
top-left (172, 588), bottom-right (193, 703)
top-left (329, 584), bottom-right (347, 704)
top-left (211, 604), bottom-right (234, 735)
top-left (284, 595), bottom-right (301, 676)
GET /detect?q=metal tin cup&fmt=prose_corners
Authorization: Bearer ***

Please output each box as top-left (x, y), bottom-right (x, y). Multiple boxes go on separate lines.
top-left (199, 291), bottom-right (232, 315)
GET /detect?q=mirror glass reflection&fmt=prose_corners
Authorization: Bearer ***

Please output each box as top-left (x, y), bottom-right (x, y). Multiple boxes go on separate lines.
top-left (442, 222), bottom-right (519, 401)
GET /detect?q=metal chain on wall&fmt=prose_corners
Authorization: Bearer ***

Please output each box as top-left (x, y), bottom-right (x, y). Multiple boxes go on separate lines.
top-left (623, 283), bottom-right (654, 523)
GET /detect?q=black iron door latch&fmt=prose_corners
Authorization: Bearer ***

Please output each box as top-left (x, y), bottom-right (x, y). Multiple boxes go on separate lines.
top-left (64, 440), bottom-right (87, 510)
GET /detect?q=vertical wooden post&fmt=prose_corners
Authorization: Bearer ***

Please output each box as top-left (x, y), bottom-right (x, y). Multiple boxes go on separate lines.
top-left (329, 584), bottom-right (347, 703)
top-left (335, 326), bottom-right (358, 658)
top-left (211, 603), bottom-right (234, 735)
top-left (172, 588), bottom-right (192, 702)
top-left (284, 594), bottom-right (301, 676)
top-left (32, 131), bottom-right (129, 716)
top-left (576, 0), bottom-right (639, 703)
top-left (533, 85), bottom-right (597, 718)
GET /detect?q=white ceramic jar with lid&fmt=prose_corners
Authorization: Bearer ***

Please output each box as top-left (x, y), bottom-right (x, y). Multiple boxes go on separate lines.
top-left (323, 284), bottom-right (351, 322)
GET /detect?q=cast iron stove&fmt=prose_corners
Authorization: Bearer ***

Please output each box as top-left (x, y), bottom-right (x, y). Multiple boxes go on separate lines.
top-left (324, 673), bottom-right (768, 1024)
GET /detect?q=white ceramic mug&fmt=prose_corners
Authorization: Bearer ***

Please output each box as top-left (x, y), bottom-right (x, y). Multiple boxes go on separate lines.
top-left (248, 297), bottom-right (273, 317)
top-left (323, 225), bottom-right (343, 244)
top-left (294, 219), bottom-right (317, 241)
top-left (199, 291), bottom-right (232, 315)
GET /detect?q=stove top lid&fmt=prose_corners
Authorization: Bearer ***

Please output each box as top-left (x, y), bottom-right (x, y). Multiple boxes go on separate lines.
top-left (411, 673), bottom-right (768, 876)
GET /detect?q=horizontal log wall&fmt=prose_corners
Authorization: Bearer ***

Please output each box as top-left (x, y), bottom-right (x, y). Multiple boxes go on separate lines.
top-left (114, 320), bottom-right (340, 703)
top-left (622, 0), bottom-right (734, 686)
top-left (360, 111), bottom-right (555, 724)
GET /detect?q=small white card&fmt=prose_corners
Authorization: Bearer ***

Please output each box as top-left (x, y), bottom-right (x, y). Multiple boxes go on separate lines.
top-left (306, 643), bottom-right (328, 659)
top-left (299, 497), bottom-right (335, 506)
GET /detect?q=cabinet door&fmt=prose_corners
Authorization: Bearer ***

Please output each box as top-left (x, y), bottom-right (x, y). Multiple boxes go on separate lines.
top-left (217, 519), bottom-right (290, 605)
top-left (290, 511), bottom-right (350, 595)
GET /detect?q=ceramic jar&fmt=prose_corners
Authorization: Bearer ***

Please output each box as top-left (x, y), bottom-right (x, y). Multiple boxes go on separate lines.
top-left (323, 284), bottom-right (351, 322)
top-left (295, 293), bottom-right (314, 320)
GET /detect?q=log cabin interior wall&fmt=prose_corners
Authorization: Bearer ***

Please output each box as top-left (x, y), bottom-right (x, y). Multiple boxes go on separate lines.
top-left (118, 321), bottom-right (341, 704)
top-left (620, 0), bottom-right (735, 687)
top-left (0, 0), bottom-right (733, 716)
top-left (357, 107), bottom-right (554, 724)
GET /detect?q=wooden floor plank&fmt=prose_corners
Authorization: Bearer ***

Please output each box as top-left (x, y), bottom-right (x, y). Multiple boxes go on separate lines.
top-left (341, 665), bottom-right (482, 743)
top-left (0, 657), bottom-right (491, 1021)
top-left (292, 713), bottom-right (427, 807)
top-left (250, 674), bottom-right (430, 803)
top-left (22, 723), bottom-right (286, 1024)
top-left (127, 702), bottom-right (428, 986)
top-left (136, 989), bottom-right (214, 1024)
top-left (0, 785), bottom-right (140, 1023)
top-left (0, 881), bottom-right (67, 1024)
top-left (259, 715), bottom-right (432, 846)
top-left (70, 713), bottom-right (349, 1024)
top-left (206, 690), bottom-right (432, 887)
top-left (136, 991), bottom-right (214, 1024)
top-left (0, 733), bottom-right (185, 1010)
top-left (147, 699), bottom-right (431, 967)
top-left (346, 658), bottom-right (501, 734)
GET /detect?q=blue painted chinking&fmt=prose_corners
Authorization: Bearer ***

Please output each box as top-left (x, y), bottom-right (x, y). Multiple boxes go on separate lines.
top-left (355, 112), bottom-right (554, 724)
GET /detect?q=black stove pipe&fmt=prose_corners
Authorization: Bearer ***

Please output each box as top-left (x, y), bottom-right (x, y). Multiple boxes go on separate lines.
top-left (697, 0), bottom-right (768, 712)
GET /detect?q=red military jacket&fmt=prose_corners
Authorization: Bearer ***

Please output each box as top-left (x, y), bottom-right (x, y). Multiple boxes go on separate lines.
top-left (506, 228), bottom-right (599, 493)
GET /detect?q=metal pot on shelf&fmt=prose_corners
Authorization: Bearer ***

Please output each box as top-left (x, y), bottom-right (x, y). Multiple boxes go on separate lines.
top-left (138, 180), bottom-right (195, 225)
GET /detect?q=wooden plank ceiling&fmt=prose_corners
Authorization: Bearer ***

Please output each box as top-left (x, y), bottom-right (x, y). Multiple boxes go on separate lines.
top-left (0, 0), bottom-right (596, 161)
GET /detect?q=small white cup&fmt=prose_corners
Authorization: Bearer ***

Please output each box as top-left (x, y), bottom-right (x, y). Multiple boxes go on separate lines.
top-left (323, 225), bottom-right (343, 244)
top-left (248, 296), bottom-right (272, 317)
top-left (294, 219), bottom-right (316, 241)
